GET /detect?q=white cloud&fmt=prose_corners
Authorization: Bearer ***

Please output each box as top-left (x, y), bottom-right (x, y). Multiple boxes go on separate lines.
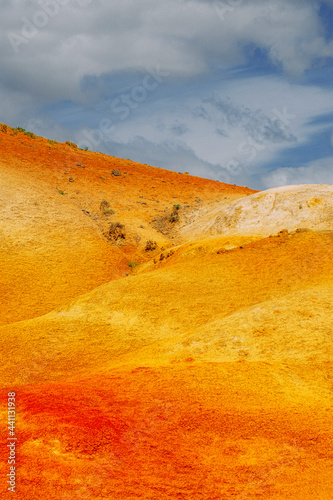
top-left (1, 0), bottom-right (333, 105)
top-left (1, 0), bottom-right (333, 190)
top-left (74, 74), bottom-right (333, 184)
top-left (263, 158), bottom-right (333, 188)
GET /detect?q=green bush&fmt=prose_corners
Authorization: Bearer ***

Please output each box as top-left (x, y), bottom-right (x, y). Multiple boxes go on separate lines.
top-left (13, 127), bottom-right (36, 138)
top-left (128, 261), bottom-right (140, 270)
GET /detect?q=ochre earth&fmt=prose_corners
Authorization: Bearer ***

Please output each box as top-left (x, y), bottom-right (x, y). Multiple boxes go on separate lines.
top-left (0, 126), bottom-right (332, 499)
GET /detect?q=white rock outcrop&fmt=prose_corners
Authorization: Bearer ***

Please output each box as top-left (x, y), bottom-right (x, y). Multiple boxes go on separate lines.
top-left (208, 184), bottom-right (333, 236)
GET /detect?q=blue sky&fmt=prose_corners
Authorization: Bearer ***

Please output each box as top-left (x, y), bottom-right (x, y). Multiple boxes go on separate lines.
top-left (1, 0), bottom-right (333, 190)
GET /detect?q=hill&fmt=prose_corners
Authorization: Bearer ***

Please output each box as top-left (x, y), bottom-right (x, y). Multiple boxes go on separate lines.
top-left (0, 124), bottom-right (332, 499)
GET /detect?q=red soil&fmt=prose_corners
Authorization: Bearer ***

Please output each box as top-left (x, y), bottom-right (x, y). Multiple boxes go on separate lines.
top-left (1, 364), bottom-right (332, 499)
top-left (0, 125), bottom-right (332, 499)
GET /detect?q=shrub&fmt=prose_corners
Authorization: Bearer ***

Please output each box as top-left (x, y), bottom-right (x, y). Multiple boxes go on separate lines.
top-left (128, 261), bottom-right (140, 270)
top-left (25, 131), bottom-right (36, 138)
top-left (168, 204), bottom-right (181, 223)
top-left (169, 211), bottom-right (180, 223)
top-left (145, 240), bottom-right (157, 251)
top-left (13, 127), bottom-right (36, 138)
top-left (65, 141), bottom-right (78, 149)
top-left (100, 200), bottom-right (110, 211)
top-left (100, 200), bottom-right (115, 215)
top-left (111, 169), bottom-right (121, 176)
top-left (108, 222), bottom-right (126, 241)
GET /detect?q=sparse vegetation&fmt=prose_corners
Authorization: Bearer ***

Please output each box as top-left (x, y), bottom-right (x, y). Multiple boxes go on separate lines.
top-left (145, 240), bottom-right (157, 251)
top-left (111, 169), bottom-right (121, 176)
top-left (99, 200), bottom-right (115, 215)
top-left (25, 131), bottom-right (36, 138)
top-left (56, 187), bottom-right (66, 195)
top-left (100, 200), bottom-right (110, 211)
top-left (65, 141), bottom-right (78, 149)
top-left (151, 204), bottom-right (182, 235)
top-left (13, 127), bottom-right (36, 138)
top-left (128, 261), bottom-right (140, 270)
top-left (169, 204), bottom-right (180, 223)
top-left (107, 222), bottom-right (126, 242)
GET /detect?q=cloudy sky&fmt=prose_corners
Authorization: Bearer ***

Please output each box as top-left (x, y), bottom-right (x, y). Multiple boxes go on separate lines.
top-left (1, 0), bottom-right (333, 189)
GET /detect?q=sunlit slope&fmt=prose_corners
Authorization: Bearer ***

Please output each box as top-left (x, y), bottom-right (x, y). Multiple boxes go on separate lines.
top-left (1, 362), bottom-right (333, 500)
top-left (0, 163), bottom-right (132, 326)
top-left (181, 184), bottom-right (333, 240)
top-left (0, 125), bottom-right (253, 325)
top-left (0, 229), bottom-right (332, 386)
top-left (1, 123), bottom-right (333, 499)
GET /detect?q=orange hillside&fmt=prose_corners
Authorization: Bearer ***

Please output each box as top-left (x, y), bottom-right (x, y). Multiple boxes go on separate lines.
top-left (0, 123), bottom-right (332, 499)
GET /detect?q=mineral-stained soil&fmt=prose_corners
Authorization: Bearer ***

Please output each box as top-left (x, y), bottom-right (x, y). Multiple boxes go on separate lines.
top-left (0, 125), bottom-right (332, 499)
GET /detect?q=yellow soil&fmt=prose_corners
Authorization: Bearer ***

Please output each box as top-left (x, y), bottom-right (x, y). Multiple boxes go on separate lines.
top-left (0, 125), bottom-right (332, 499)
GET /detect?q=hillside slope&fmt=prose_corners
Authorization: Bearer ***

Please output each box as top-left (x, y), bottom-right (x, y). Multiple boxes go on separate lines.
top-left (0, 124), bottom-right (332, 499)
top-left (0, 229), bottom-right (332, 385)
top-left (181, 184), bottom-right (333, 240)
top-left (0, 125), bottom-right (253, 325)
